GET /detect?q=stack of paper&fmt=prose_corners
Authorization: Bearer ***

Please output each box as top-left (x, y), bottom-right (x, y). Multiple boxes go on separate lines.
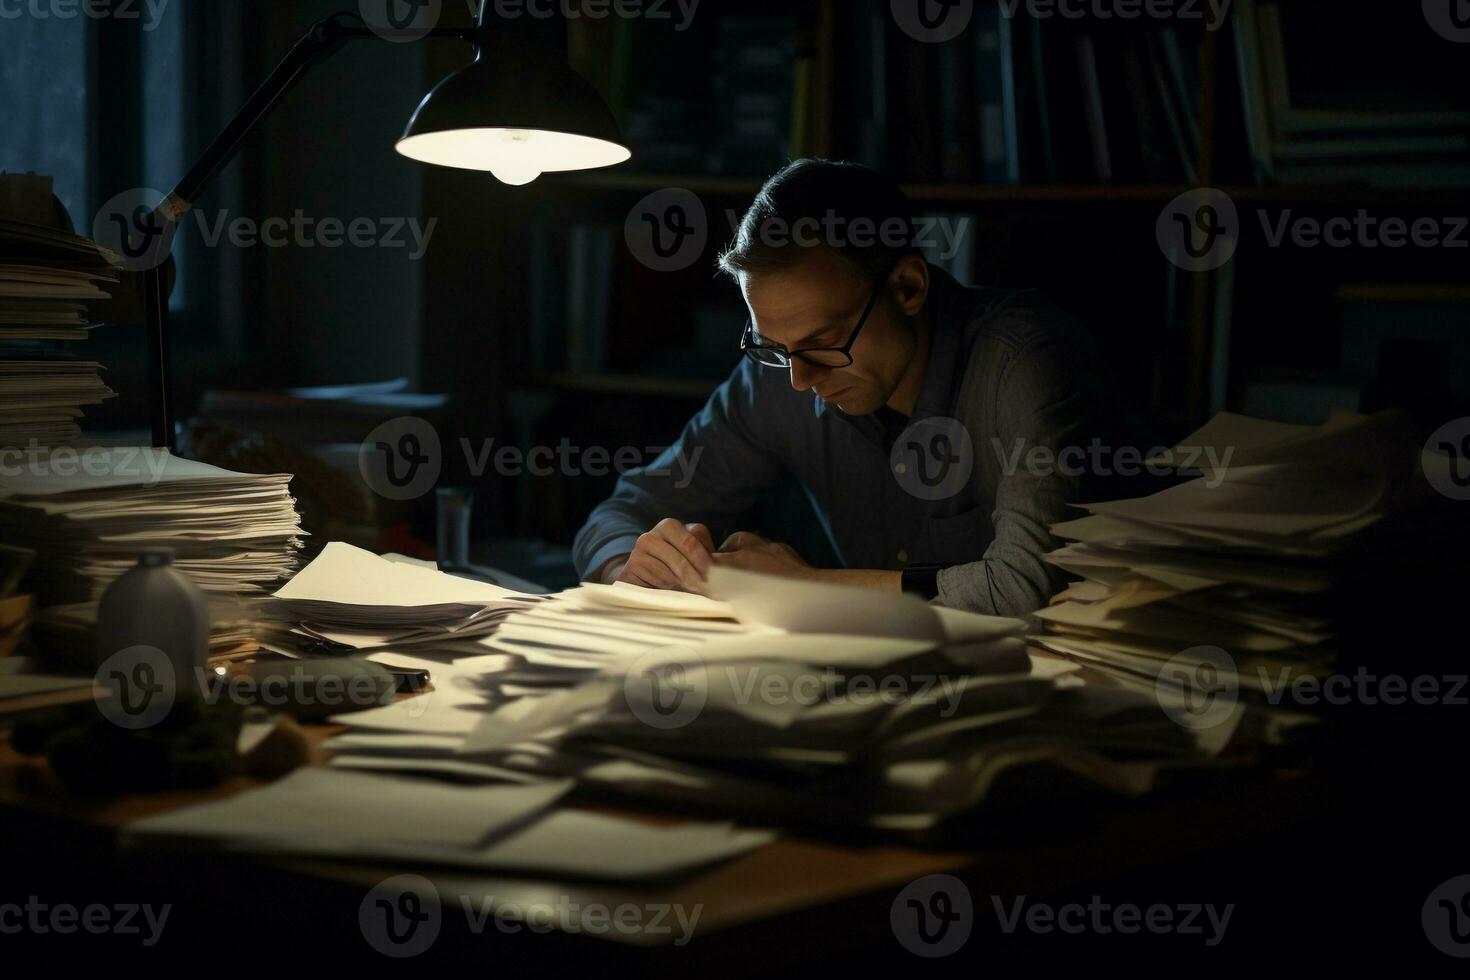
top-left (0, 220), bottom-right (121, 446)
top-left (415, 571), bottom-right (1205, 829)
top-left (0, 358), bottom-right (116, 445)
top-left (263, 542), bottom-right (1234, 829)
top-left (0, 448), bottom-right (304, 603)
top-left (1032, 410), bottom-right (1421, 703)
top-left (259, 541), bottom-right (544, 655)
top-left (34, 597), bottom-right (261, 665)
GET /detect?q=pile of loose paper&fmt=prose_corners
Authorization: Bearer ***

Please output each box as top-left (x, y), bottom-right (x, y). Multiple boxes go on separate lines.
top-left (0, 218), bottom-right (120, 446)
top-left (0, 448), bottom-right (304, 603)
top-left (265, 544), bottom-right (1231, 833)
top-left (258, 542), bottom-right (544, 655)
top-left (1032, 410), bottom-right (1422, 713)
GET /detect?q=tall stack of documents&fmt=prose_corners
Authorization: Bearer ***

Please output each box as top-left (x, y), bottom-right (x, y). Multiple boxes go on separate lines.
top-left (0, 448), bottom-right (303, 603)
top-left (1031, 410), bottom-right (1423, 706)
top-left (0, 218), bottom-right (120, 447)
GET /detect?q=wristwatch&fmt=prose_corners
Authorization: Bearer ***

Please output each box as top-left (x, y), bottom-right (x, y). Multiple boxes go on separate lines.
top-left (900, 563), bottom-right (945, 600)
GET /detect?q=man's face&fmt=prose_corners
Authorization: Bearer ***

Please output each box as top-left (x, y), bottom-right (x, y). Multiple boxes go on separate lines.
top-left (741, 248), bottom-right (926, 415)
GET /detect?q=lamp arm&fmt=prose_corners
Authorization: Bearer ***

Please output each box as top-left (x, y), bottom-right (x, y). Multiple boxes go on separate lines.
top-left (156, 12), bottom-right (476, 223)
top-left (140, 11), bottom-right (476, 450)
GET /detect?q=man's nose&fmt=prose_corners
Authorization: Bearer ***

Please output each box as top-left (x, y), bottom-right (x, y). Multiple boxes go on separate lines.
top-left (789, 359), bottom-right (828, 392)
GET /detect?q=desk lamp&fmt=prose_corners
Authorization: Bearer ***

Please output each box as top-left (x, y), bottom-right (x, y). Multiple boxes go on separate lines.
top-left (127, 6), bottom-right (630, 449)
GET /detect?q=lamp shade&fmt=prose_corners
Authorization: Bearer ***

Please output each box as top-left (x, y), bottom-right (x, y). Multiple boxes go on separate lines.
top-left (396, 27), bottom-right (630, 185)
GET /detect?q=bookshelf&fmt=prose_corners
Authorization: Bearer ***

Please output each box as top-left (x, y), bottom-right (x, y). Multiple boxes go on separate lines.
top-left (475, 0), bottom-right (1469, 544)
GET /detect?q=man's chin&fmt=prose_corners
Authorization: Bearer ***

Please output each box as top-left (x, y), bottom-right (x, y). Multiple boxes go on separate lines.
top-left (827, 390), bottom-right (880, 415)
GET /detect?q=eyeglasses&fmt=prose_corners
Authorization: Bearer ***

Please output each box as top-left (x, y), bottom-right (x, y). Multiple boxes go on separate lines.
top-left (739, 269), bottom-right (890, 370)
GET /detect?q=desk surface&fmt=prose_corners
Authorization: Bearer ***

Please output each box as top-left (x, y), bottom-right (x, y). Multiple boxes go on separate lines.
top-left (0, 706), bottom-right (1331, 963)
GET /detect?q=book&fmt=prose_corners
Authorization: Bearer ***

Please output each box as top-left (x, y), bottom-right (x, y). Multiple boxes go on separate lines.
top-left (975, 2), bottom-right (1019, 183)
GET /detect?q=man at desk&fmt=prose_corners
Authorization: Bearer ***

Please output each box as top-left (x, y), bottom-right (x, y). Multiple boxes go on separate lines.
top-left (573, 160), bottom-right (1115, 617)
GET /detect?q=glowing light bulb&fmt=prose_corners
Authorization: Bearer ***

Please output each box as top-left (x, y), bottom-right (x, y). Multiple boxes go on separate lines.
top-left (489, 160), bottom-right (542, 186)
top-left (486, 130), bottom-right (541, 185)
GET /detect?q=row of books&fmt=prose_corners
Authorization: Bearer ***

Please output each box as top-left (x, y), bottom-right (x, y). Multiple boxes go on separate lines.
top-left (570, 11), bottom-right (801, 178)
top-left (568, 1), bottom-right (1206, 184)
top-left (872, 4), bottom-right (1204, 184)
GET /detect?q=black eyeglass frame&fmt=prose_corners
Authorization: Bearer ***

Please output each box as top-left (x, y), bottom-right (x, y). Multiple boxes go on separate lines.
top-left (739, 263), bottom-right (896, 370)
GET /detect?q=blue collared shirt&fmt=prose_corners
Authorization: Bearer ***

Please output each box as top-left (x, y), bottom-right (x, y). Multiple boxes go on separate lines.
top-left (573, 267), bottom-right (1115, 616)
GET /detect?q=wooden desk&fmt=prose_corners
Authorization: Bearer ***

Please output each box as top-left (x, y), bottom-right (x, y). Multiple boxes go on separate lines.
top-left (0, 691), bottom-right (1460, 972)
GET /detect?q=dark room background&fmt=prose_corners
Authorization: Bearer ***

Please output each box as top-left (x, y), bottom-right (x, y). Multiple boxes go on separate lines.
top-left (4, 0), bottom-right (1467, 582)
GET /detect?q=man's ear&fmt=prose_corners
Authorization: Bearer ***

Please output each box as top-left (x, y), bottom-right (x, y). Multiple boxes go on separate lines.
top-left (891, 253), bottom-right (929, 317)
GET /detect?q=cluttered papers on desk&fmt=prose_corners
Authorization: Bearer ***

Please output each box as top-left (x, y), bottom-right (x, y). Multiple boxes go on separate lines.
top-left (1032, 409), bottom-right (1425, 718)
top-left (252, 544), bottom-right (1238, 832)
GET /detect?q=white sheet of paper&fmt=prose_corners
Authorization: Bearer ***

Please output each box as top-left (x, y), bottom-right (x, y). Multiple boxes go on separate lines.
top-left (275, 541), bottom-right (532, 607)
top-left (466, 810), bottom-right (774, 880)
top-left (567, 581), bottom-right (736, 618)
top-left (708, 566), bottom-right (940, 639)
top-left (129, 768), bottom-right (571, 848)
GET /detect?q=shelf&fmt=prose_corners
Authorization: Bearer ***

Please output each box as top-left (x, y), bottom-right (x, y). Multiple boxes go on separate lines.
top-left (525, 372), bottom-right (720, 400)
top-left (553, 173), bottom-right (1470, 207)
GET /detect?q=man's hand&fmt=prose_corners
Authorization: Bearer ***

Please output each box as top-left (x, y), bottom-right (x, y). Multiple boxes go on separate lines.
top-left (711, 531), bottom-right (813, 580)
top-left (604, 519), bottom-right (715, 593)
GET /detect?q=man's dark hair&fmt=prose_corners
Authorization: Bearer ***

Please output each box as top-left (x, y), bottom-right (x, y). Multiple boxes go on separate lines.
top-left (717, 159), bottom-right (919, 282)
